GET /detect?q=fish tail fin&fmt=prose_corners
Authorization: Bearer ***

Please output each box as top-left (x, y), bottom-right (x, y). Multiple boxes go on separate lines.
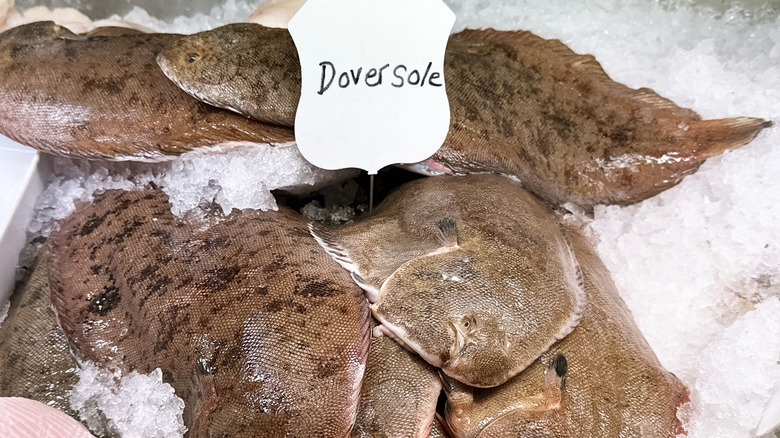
top-left (685, 117), bottom-right (771, 158)
top-left (307, 221), bottom-right (356, 272)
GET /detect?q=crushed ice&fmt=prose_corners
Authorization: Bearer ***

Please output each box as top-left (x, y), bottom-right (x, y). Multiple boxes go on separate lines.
top-left (7, 0), bottom-right (779, 437)
top-left (70, 361), bottom-right (187, 438)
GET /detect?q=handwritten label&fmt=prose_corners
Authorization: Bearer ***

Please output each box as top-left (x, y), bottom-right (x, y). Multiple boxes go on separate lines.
top-left (288, 0), bottom-right (455, 174)
top-left (317, 62), bottom-right (443, 94)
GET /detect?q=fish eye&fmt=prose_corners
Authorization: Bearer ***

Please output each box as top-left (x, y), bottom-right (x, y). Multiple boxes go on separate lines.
top-left (461, 316), bottom-right (476, 330)
top-left (186, 54), bottom-right (200, 64)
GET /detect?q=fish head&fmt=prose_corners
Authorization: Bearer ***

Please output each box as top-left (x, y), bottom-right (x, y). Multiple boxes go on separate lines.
top-left (373, 242), bottom-right (567, 388)
top-left (0, 21), bottom-right (80, 58)
top-left (156, 26), bottom-right (239, 90)
top-left (370, 212), bottom-right (585, 388)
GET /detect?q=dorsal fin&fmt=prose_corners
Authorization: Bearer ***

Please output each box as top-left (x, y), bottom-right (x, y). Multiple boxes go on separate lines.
top-left (450, 28), bottom-right (703, 119)
top-left (435, 218), bottom-right (458, 247)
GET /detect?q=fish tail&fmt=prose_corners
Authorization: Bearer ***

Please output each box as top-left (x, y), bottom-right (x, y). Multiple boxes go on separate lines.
top-left (685, 117), bottom-right (771, 158)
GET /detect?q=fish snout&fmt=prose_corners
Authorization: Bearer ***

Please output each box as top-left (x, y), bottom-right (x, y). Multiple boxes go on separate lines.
top-left (444, 318), bottom-right (513, 387)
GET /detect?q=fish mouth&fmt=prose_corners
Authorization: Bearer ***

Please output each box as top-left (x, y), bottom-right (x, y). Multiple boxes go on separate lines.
top-left (447, 321), bottom-right (467, 363)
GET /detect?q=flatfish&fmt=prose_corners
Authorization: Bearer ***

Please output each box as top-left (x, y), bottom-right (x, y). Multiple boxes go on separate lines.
top-left (0, 21), bottom-right (293, 162)
top-left (441, 224), bottom-right (689, 437)
top-left (310, 174), bottom-right (586, 388)
top-left (48, 189), bottom-right (370, 437)
top-left (0, 246), bottom-right (80, 419)
top-left (156, 24), bottom-right (769, 210)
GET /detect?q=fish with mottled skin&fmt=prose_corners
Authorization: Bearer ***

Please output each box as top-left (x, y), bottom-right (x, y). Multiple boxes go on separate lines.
top-left (0, 246), bottom-right (81, 421)
top-left (441, 223), bottom-right (689, 438)
top-left (351, 321), bottom-right (442, 438)
top-left (157, 23), bottom-right (299, 127)
top-left (47, 189), bottom-right (370, 437)
top-left (156, 23), bottom-right (769, 210)
top-left (310, 174), bottom-right (586, 388)
top-left (0, 21), bottom-right (294, 162)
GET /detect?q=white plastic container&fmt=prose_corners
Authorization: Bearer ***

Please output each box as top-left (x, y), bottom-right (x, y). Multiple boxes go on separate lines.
top-left (0, 136), bottom-right (48, 305)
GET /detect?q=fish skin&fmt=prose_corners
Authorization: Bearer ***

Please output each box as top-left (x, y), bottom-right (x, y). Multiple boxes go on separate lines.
top-left (0, 397), bottom-right (95, 438)
top-left (0, 246), bottom-right (81, 420)
top-left (157, 23), bottom-right (300, 127)
top-left (47, 189), bottom-right (370, 437)
top-left (155, 23), bottom-right (769, 210)
top-left (441, 223), bottom-right (689, 438)
top-left (310, 174), bottom-right (586, 388)
top-left (429, 416), bottom-right (450, 438)
top-left (439, 29), bottom-right (770, 210)
top-left (351, 321), bottom-right (442, 438)
top-left (0, 21), bottom-right (294, 162)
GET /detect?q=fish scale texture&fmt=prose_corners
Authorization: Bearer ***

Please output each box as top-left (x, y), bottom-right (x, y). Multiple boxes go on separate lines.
top-left (311, 174), bottom-right (586, 388)
top-left (443, 223), bottom-right (688, 437)
top-left (351, 325), bottom-right (442, 438)
top-left (0, 21), bottom-right (294, 162)
top-left (155, 24), bottom-right (768, 211)
top-left (0, 247), bottom-right (81, 419)
top-left (47, 189), bottom-right (370, 437)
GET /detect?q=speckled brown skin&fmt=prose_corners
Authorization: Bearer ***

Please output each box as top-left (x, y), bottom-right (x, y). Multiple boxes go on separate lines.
top-left (438, 29), bottom-right (769, 210)
top-left (47, 189), bottom-right (370, 437)
top-left (83, 26), bottom-right (146, 37)
top-left (310, 175), bottom-right (586, 388)
top-left (0, 247), bottom-right (80, 420)
top-left (442, 224), bottom-right (689, 438)
top-left (156, 24), bottom-right (769, 210)
top-left (351, 321), bottom-right (442, 438)
top-left (157, 23), bottom-right (299, 127)
top-left (0, 22), bottom-right (294, 162)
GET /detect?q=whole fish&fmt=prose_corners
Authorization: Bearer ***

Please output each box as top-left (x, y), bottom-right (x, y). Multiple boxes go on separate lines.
top-left (441, 224), bottom-right (689, 437)
top-left (48, 189), bottom-right (370, 437)
top-left (0, 397), bottom-right (95, 438)
top-left (0, 21), bottom-right (294, 162)
top-left (156, 24), bottom-right (769, 210)
top-left (351, 321), bottom-right (442, 438)
top-left (0, 246), bottom-right (81, 420)
top-left (310, 174), bottom-right (586, 388)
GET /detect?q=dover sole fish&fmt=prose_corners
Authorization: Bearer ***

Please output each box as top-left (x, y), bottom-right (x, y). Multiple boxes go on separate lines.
top-left (0, 21), bottom-right (294, 162)
top-left (48, 189), bottom-right (369, 437)
top-left (157, 23), bottom-right (770, 210)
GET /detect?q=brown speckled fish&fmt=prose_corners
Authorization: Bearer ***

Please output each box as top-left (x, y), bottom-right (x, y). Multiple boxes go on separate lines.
top-left (441, 224), bottom-right (689, 438)
top-left (0, 246), bottom-right (81, 420)
top-left (0, 21), bottom-right (294, 162)
top-left (157, 23), bottom-right (299, 127)
top-left (47, 189), bottom-right (370, 437)
top-left (310, 174), bottom-right (586, 388)
top-left (155, 24), bottom-right (769, 210)
top-left (351, 321), bottom-right (442, 438)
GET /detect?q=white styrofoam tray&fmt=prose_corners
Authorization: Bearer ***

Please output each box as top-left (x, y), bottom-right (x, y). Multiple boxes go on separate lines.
top-left (0, 135), bottom-right (47, 305)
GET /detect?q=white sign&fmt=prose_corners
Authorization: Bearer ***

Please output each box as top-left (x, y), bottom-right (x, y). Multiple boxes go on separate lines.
top-left (288, 0), bottom-right (455, 174)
